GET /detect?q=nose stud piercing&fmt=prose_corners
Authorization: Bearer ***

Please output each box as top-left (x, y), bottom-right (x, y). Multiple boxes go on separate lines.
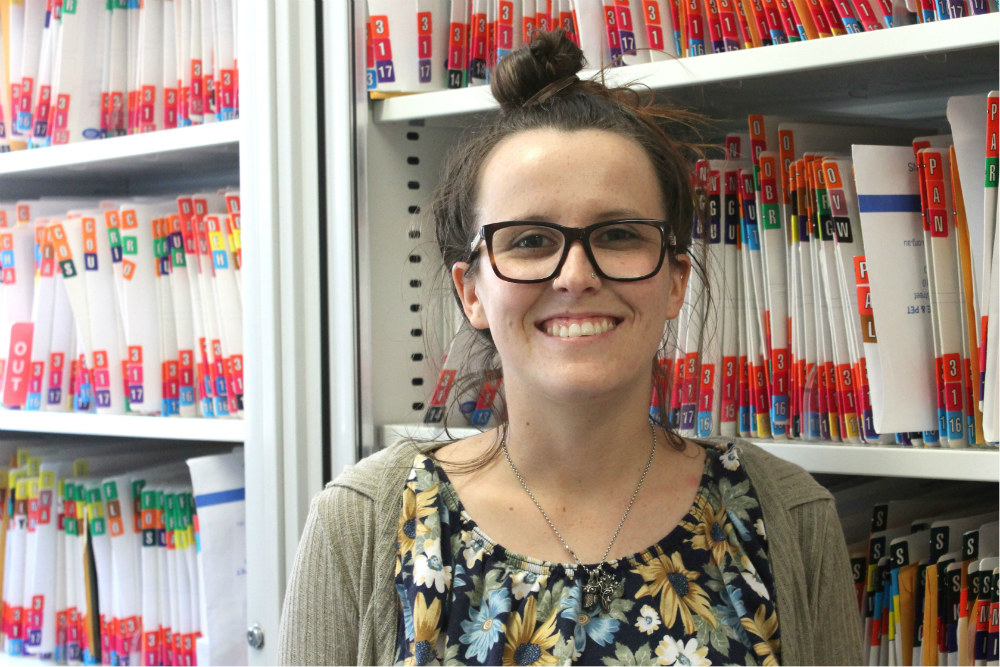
top-left (591, 273), bottom-right (597, 279)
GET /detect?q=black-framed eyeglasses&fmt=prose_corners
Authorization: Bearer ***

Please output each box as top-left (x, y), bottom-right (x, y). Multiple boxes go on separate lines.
top-left (467, 219), bottom-right (677, 283)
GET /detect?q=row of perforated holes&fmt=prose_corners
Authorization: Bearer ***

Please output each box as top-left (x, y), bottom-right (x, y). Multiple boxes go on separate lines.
top-left (406, 130), bottom-right (425, 412)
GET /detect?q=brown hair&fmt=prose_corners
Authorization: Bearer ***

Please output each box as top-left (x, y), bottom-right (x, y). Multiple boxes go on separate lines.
top-left (429, 30), bottom-right (708, 466)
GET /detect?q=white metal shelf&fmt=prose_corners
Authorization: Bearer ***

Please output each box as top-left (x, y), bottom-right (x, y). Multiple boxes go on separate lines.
top-left (0, 410), bottom-right (244, 442)
top-left (0, 121), bottom-right (240, 198)
top-left (752, 441), bottom-right (999, 482)
top-left (380, 423), bottom-right (999, 482)
top-left (374, 14), bottom-right (999, 125)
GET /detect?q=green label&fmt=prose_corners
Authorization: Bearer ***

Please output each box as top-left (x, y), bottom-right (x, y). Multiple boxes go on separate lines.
top-left (102, 481), bottom-right (118, 501)
top-left (122, 237), bottom-right (138, 255)
top-left (63, 0), bottom-right (77, 13)
top-left (986, 157), bottom-right (998, 187)
top-left (760, 204), bottom-right (781, 231)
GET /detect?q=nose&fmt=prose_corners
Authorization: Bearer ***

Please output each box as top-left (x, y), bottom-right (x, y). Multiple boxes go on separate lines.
top-left (551, 240), bottom-right (599, 293)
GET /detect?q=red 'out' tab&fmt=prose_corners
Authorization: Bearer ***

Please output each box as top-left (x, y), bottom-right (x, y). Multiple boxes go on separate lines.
top-left (3, 322), bottom-right (34, 408)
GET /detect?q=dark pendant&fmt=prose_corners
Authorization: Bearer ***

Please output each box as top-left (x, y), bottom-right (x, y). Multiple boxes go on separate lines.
top-left (582, 567), bottom-right (618, 613)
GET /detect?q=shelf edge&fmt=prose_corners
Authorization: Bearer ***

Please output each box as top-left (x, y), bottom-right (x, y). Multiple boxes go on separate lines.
top-left (0, 411), bottom-right (245, 442)
top-left (0, 120), bottom-right (240, 176)
top-left (374, 14), bottom-right (999, 123)
top-left (378, 424), bottom-right (999, 482)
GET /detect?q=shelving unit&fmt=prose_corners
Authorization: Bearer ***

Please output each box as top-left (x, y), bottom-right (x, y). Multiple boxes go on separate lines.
top-left (352, 13), bottom-right (1000, 484)
top-left (0, 4), bottom-right (330, 666)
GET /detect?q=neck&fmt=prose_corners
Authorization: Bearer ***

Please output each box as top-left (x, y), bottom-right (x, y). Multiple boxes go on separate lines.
top-left (499, 377), bottom-right (658, 494)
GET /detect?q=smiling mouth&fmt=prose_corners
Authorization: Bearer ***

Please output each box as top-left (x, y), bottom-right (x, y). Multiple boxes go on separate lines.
top-left (540, 317), bottom-right (620, 338)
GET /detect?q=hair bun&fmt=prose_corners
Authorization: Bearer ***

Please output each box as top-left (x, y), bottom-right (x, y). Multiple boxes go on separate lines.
top-left (491, 30), bottom-right (586, 112)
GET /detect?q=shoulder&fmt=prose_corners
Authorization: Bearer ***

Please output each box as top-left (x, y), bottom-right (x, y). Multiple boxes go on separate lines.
top-left (326, 438), bottom-right (441, 499)
top-left (714, 438), bottom-right (833, 509)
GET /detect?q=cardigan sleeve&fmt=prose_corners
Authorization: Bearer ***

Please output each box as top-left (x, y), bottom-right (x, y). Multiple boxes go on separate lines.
top-left (730, 440), bottom-right (864, 666)
top-left (277, 483), bottom-right (375, 666)
top-left (793, 493), bottom-right (866, 666)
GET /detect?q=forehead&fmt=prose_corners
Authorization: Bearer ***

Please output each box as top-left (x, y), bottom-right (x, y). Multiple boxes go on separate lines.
top-left (476, 128), bottom-right (665, 224)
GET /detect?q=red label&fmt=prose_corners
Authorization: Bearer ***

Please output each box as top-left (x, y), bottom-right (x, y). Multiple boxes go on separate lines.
top-left (857, 286), bottom-right (872, 315)
top-left (698, 363), bottom-right (715, 411)
top-left (3, 322), bottom-right (33, 407)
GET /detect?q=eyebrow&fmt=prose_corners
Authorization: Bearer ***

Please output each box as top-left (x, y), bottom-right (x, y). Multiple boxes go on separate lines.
top-left (491, 210), bottom-right (651, 223)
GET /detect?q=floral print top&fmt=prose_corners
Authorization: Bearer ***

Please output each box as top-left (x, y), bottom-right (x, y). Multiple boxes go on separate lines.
top-left (394, 442), bottom-right (781, 666)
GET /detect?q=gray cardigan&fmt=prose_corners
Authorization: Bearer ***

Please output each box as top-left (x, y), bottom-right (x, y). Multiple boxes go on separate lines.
top-left (277, 439), bottom-right (863, 665)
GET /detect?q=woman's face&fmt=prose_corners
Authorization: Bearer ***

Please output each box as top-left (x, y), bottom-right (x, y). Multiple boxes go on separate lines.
top-left (452, 128), bottom-right (690, 405)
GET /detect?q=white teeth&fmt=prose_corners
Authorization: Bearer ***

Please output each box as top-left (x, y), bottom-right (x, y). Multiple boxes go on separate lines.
top-left (544, 319), bottom-right (616, 338)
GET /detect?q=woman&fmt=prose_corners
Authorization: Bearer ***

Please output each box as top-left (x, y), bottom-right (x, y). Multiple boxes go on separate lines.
top-left (278, 31), bottom-right (861, 666)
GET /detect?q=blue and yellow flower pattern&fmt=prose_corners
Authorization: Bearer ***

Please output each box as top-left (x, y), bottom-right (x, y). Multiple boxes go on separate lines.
top-left (394, 442), bottom-right (781, 665)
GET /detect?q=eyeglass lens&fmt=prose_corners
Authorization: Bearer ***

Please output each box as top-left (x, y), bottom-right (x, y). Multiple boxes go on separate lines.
top-left (487, 221), bottom-right (664, 281)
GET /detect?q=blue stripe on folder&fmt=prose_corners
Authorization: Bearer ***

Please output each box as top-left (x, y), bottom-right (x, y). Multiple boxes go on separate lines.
top-left (857, 194), bottom-right (922, 213)
top-left (195, 488), bottom-right (246, 508)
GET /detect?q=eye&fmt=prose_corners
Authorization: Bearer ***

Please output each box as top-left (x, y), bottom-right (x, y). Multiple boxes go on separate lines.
top-left (512, 232), bottom-right (554, 249)
top-left (496, 226), bottom-right (562, 253)
top-left (597, 226), bottom-right (640, 243)
top-left (592, 222), bottom-right (658, 248)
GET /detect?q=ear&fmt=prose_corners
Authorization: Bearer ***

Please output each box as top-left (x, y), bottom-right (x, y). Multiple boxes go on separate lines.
top-left (452, 262), bottom-right (490, 330)
top-left (665, 254), bottom-right (691, 320)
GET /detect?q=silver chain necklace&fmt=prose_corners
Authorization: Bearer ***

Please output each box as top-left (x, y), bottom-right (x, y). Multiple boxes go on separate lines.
top-left (501, 423), bottom-right (657, 613)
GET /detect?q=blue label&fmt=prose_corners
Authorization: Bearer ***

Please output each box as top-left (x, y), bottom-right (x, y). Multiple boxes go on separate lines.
top-left (946, 410), bottom-right (964, 441)
top-left (696, 412), bottom-right (713, 438)
top-left (82, 127), bottom-right (101, 140)
top-left (842, 18), bottom-right (864, 33)
top-left (213, 250), bottom-right (228, 269)
top-left (470, 408), bottom-right (493, 427)
top-left (25, 393), bottom-right (41, 410)
top-left (770, 396), bottom-right (788, 435)
top-left (922, 429), bottom-right (940, 444)
top-left (180, 386), bottom-right (195, 406)
top-left (201, 397), bottom-right (215, 417)
top-left (1, 249), bottom-right (14, 267)
top-left (739, 406), bottom-right (751, 434)
top-left (214, 397), bottom-right (230, 416)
